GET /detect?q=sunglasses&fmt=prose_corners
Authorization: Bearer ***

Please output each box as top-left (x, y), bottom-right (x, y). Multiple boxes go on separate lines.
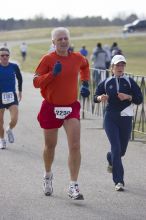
top-left (0, 54), bottom-right (9, 57)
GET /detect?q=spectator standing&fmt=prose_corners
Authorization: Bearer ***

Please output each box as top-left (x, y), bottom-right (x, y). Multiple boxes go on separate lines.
top-left (110, 42), bottom-right (122, 58)
top-left (103, 44), bottom-right (112, 69)
top-left (91, 43), bottom-right (107, 86)
top-left (79, 46), bottom-right (88, 57)
top-left (20, 42), bottom-right (27, 61)
top-left (68, 44), bottom-right (74, 53)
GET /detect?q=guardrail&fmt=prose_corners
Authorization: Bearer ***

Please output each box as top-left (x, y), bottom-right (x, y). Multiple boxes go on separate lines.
top-left (80, 68), bottom-right (146, 141)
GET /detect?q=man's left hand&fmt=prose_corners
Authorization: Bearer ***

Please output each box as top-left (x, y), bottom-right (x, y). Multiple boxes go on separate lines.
top-left (80, 81), bottom-right (90, 98)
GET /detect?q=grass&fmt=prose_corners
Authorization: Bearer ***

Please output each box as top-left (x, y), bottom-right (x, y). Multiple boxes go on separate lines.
top-left (132, 131), bottom-right (146, 143)
top-left (0, 26), bottom-right (122, 41)
top-left (11, 44), bottom-right (47, 73)
top-left (0, 26), bottom-right (146, 75)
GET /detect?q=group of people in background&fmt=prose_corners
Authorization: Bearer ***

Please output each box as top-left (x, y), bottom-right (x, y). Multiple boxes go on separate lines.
top-left (0, 27), bottom-right (143, 200)
top-left (91, 42), bottom-right (123, 86)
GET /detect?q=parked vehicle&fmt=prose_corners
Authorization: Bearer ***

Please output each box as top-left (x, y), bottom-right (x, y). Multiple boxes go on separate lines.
top-left (123, 19), bottom-right (146, 33)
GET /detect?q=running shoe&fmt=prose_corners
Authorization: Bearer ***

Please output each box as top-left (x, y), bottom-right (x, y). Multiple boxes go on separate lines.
top-left (68, 183), bottom-right (84, 200)
top-left (43, 174), bottom-right (53, 196)
top-left (6, 128), bottom-right (14, 143)
top-left (115, 183), bottom-right (124, 191)
top-left (107, 152), bottom-right (112, 173)
top-left (0, 138), bottom-right (6, 149)
top-left (107, 164), bottom-right (113, 173)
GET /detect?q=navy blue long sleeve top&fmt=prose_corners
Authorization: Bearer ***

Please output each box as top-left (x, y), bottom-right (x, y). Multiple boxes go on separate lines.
top-left (94, 74), bottom-right (143, 113)
top-left (0, 62), bottom-right (23, 93)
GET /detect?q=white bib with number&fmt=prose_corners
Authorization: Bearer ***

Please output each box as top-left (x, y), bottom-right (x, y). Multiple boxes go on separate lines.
top-left (2, 92), bottom-right (14, 104)
top-left (54, 107), bottom-right (72, 119)
top-left (120, 104), bottom-right (134, 116)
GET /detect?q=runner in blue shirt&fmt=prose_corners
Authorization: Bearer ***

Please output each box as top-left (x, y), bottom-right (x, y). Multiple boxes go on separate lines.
top-left (0, 47), bottom-right (23, 149)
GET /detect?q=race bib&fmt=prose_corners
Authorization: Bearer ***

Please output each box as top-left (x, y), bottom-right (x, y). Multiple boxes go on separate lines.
top-left (54, 107), bottom-right (72, 119)
top-left (2, 92), bottom-right (14, 104)
top-left (120, 104), bottom-right (134, 116)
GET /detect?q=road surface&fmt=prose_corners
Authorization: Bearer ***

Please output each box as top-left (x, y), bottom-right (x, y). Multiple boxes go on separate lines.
top-left (0, 73), bottom-right (146, 220)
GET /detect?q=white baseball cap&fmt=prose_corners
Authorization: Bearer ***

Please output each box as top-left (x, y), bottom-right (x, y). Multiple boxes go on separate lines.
top-left (111, 55), bottom-right (126, 65)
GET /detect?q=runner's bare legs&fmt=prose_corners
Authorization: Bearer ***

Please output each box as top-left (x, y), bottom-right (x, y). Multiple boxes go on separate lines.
top-left (8, 105), bottom-right (18, 129)
top-left (63, 118), bottom-right (81, 182)
top-left (0, 109), bottom-right (5, 138)
top-left (43, 129), bottom-right (58, 172)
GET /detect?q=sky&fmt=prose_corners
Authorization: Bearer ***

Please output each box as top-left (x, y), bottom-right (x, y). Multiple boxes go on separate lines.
top-left (1, 0), bottom-right (146, 20)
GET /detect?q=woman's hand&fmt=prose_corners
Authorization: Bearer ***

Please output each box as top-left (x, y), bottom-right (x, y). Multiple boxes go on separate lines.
top-left (117, 92), bottom-right (132, 101)
top-left (97, 94), bottom-right (109, 102)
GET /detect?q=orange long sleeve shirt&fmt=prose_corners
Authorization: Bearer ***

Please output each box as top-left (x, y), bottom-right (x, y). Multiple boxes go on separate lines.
top-left (33, 51), bottom-right (90, 105)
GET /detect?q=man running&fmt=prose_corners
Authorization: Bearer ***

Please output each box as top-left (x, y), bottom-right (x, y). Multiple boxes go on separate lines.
top-left (33, 27), bottom-right (90, 200)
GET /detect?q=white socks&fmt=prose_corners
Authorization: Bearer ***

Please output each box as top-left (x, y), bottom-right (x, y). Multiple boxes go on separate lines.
top-left (44, 171), bottom-right (52, 178)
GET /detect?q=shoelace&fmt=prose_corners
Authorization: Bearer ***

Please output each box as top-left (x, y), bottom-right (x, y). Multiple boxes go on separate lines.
top-left (75, 185), bottom-right (79, 192)
top-left (70, 184), bottom-right (79, 193)
top-left (44, 176), bottom-right (53, 183)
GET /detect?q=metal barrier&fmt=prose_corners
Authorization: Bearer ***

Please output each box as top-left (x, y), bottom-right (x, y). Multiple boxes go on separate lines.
top-left (80, 68), bottom-right (146, 140)
top-left (130, 75), bottom-right (146, 140)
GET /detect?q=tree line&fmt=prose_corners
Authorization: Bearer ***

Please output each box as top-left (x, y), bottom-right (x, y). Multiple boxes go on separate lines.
top-left (0, 14), bottom-right (139, 31)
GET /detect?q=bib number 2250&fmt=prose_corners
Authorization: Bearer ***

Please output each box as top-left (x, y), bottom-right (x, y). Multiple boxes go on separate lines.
top-left (54, 107), bottom-right (72, 119)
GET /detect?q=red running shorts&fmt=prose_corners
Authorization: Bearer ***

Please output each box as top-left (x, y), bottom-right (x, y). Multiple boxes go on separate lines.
top-left (37, 100), bottom-right (80, 129)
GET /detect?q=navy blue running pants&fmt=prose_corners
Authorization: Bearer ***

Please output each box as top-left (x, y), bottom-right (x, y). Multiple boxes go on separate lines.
top-left (104, 111), bottom-right (132, 185)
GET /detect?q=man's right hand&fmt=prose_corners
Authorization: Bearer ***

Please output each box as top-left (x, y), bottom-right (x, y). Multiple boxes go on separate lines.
top-left (53, 61), bottom-right (62, 76)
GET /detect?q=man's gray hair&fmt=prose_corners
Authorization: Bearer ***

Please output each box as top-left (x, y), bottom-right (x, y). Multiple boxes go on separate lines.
top-left (51, 27), bottom-right (70, 40)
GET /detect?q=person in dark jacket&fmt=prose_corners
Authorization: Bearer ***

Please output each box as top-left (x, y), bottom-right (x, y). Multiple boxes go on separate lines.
top-left (94, 55), bottom-right (143, 191)
top-left (91, 43), bottom-right (108, 86)
top-left (110, 42), bottom-right (122, 58)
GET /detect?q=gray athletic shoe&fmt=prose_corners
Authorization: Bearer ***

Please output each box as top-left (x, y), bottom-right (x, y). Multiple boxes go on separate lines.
top-left (115, 183), bottom-right (124, 191)
top-left (68, 184), bottom-right (84, 200)
top-left (107, 164), bottom-right (112, 173)
top-left (43, 174), bottom-right (53, 196)
top-left (6, 128), bottom-right (14, 143)
top-left (0, 138), bottom-right (6, 149)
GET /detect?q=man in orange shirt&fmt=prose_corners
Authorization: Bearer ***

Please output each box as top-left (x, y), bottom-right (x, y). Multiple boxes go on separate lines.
top-left (33, 27), bottom-right (90, 200)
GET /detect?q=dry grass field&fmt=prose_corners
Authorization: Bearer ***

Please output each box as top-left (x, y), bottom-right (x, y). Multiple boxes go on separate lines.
top-left (0, 26), bottom-right (146, 75)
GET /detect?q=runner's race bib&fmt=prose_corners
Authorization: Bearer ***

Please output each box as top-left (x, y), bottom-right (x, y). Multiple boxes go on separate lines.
top-left (2, 92), bottom-right (14, 104)
top-left (54, 107), bottom-right (72, 119)
top-left (120, 104), bottom-right (134, 116)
